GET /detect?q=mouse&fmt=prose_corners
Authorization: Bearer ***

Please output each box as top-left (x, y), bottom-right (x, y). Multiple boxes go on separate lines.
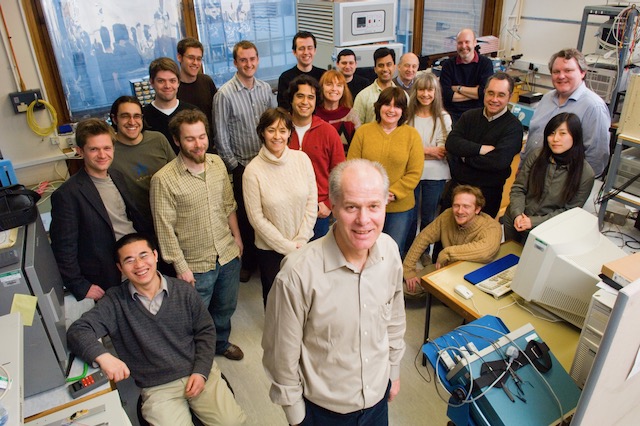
top-left (454, 284), bottom-right (474, 300)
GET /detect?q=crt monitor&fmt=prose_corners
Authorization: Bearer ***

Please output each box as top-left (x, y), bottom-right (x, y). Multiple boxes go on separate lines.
top-left (510, 207), bottom-right (626, 328)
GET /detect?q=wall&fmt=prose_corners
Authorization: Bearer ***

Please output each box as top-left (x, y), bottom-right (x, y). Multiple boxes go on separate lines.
top-left (499, 0), bottom-right (610, 81)
top-left (0, 0), bottom-right (69, 186)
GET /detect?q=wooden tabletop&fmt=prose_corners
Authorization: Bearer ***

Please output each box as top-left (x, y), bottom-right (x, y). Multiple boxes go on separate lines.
top-left (421, 241), bottom-right (580, 370)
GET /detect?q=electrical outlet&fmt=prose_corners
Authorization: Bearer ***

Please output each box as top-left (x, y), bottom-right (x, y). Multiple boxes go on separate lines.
top-left (8, 89), bottom-right (44, 114)
top-left (49, 136), bottom-right (59, 145)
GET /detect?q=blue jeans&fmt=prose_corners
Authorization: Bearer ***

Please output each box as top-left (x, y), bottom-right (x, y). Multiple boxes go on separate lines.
top-left (300, 381), bottom-right (390, 426)
top-left (383, 209), bottom-right (415, 259)
top-left (311, 216), bottom-right (331, 241)
top-left (193, 257), bottom-right (241, 354)
top-left (404, 179), bottom-right (447, 254)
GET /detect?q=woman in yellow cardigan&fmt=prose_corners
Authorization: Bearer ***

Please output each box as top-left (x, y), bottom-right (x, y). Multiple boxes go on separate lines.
top-left (347, 86), bottom-right (424, 257)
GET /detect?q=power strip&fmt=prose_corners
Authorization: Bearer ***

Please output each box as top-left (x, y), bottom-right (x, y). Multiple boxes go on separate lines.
top-left (604, 210), bottom-right (628, 226)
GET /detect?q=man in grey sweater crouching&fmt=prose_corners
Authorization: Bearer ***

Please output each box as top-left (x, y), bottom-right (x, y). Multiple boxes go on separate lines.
top-left (67, 233), bottom-right (246, 425)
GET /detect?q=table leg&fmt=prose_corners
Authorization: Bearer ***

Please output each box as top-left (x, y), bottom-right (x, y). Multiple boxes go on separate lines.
top-left (422, 292), bottom-right (433, 366)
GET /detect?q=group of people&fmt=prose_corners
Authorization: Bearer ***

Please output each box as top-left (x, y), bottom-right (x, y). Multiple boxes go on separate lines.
top-left (56, 26), bottom-right (610, 426)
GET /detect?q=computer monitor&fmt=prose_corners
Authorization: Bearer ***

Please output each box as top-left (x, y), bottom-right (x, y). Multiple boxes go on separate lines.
top-left (510, 208), bottom-right (626, 328)
top-left (572, 277), bottom-right (640, 424)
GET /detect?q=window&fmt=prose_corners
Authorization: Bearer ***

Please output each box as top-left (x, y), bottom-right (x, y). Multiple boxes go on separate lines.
top-left (421, 0), bottom-right (484, 55)
top-left (27, 0), bottom-right (500, 121)
top-left (38, 0), bottom-right (185, 120)
top-left (29, 0), bottom-right (295, 122)
top-left (193, 0), bottom-right (297, 87)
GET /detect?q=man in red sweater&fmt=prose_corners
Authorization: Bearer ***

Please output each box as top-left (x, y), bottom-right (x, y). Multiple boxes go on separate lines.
top-left (287, 75), bottom-right (345, 240)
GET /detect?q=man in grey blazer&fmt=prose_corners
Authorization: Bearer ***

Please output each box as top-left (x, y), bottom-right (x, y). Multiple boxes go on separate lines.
top-left (50, 118), bottom-right (147, 301)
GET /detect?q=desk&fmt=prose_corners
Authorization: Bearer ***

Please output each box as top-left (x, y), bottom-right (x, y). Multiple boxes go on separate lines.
top-left (0, 313), bottom-right (23, 426)
top-left (23, 295), bottom-right (129, 424)
top-left (420, 241), bottom-right (580, 370)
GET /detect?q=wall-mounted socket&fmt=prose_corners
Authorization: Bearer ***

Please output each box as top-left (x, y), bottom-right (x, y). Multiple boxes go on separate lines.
top-left (8, 89), bottom-right (44, 114)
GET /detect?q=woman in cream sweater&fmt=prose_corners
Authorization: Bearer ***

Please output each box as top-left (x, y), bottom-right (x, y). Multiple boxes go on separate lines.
top-left (243, 108), bottom-right (318, 305)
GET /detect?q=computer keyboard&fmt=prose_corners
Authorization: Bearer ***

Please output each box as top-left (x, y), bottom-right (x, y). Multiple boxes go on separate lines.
top-left (476, 265), bottom-right (517, 298)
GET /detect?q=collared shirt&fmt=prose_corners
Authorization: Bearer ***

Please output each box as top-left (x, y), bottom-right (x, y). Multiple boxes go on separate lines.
top-left (483, 106), bottom-right (509, 122)
top-left (262, 228), bottom-right (406, 425)
top-left (150, 154), bottom-right (239, 274)
top-left (456, 50), bottom-right (480, 65)
top-left (353, 80), bottom-right (398, 124)
top-left (393, 76), bottom-right (414, 93)
top-left (522, 82), bottom-right (610, 176)
top-left (128, 272), bottom-right (169, 315)
top-left (214, 74), bottom-right (276, 171)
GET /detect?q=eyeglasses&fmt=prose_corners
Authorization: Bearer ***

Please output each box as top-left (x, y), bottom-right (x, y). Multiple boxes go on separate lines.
top-left (118, 113), bottom-right (143, 121)
top-left (184, 54), bottom-right (203, 62)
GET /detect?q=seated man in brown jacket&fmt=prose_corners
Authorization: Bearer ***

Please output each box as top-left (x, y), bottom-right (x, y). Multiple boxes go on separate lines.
top-left (403, 185), bottom-right (501, 295)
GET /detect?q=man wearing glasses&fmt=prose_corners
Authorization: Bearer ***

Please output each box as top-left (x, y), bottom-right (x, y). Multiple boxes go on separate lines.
top-left (109, 96), bottom-right (176, 233)
top-left (177, 37), bottom-right (217, 152)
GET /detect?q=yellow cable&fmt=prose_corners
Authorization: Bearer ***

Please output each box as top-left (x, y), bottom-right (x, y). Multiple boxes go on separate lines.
top-left (26, 98), bottom-right (57, 137)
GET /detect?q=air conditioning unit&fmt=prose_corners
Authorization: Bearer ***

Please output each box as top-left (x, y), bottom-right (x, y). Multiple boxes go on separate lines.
top-left (297, 0), bottom-right (399, 70)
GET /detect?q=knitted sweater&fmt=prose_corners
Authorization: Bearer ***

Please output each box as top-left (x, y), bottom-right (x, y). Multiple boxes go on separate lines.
top-left (315, 106), bottom-right (360, 153)
top-left (243, 146), bottom-right (318, 255)
top-left (446, 108), bottom-right (523, 187)
top-left (403, 209), bottom-right (502, 279)
top-left (67, 276), bottom-right (216, 389)
top-left (348, 122), bottom-right (424, 213)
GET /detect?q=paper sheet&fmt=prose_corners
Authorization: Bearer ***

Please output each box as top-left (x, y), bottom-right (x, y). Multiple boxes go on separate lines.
top-left (10, 293), bottom-right (38, 326)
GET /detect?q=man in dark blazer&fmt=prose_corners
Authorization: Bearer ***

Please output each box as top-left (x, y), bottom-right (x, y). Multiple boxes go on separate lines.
top-left (50, 118), bottom-right (147, 301)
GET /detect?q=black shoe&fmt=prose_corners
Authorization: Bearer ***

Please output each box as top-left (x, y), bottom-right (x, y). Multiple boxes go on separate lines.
top-left (239, 269), bottom-right (252, 283)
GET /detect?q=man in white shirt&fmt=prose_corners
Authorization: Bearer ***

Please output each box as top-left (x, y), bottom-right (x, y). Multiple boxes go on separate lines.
top-left (263, 159), bottom-right (406, 426)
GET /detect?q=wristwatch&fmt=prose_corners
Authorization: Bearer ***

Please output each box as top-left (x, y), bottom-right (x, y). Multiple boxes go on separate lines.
top-left (457, 85), bottom-right (462, 94)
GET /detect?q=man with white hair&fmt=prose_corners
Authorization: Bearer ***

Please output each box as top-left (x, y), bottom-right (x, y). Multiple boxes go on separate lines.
top-left (263, 159), bottom-right (406, 426)
top-left (393, 52), bottom-right (420, 93)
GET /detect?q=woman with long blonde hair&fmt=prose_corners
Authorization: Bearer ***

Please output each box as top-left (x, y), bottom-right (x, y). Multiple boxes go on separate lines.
top-left (404, 72), bottom-right (452, 256)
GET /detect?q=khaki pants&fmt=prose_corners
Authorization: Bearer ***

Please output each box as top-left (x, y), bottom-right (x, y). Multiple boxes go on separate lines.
top-left (141, 361), bottom-right (246, 425)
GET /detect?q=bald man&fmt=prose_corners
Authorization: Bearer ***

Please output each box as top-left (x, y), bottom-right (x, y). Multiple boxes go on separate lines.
top-left (439, 29), bottom-right (494, 122)
top-left (393, 53), bottom-right (420, 93)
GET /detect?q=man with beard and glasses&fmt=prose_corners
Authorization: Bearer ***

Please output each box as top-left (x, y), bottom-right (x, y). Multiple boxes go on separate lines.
top-left (150, 109), bottom-right (245, 361)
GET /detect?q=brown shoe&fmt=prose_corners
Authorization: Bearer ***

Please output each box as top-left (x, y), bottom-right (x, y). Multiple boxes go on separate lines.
top-left (221, 343), bottom-right (244, 361)
top-left (239, 269), bottom-right (252, 283)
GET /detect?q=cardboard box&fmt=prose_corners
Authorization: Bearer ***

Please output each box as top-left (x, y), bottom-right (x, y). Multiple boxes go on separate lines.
top-left (601, 252), bottom-right (640, 287)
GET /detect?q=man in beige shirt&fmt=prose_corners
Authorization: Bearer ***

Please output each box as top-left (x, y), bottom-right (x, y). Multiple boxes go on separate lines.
top-left (150, 109), bottom-right (245, 361)
top-left (262, 159), bottom-right (406, 425)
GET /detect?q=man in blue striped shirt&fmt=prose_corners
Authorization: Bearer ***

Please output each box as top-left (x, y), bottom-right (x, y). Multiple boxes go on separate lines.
top-left (214, 41), bottom-right (276, 282)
